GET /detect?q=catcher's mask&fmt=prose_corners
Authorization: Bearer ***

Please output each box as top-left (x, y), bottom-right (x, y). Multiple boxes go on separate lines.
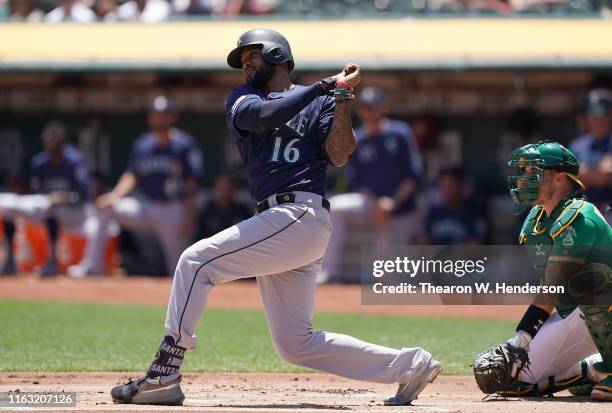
top-left (507, 141), bottom-right (585, 214)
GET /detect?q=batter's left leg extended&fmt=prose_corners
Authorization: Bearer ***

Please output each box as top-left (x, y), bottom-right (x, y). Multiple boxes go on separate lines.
top-left (258, 260), bottom-right (431, 384)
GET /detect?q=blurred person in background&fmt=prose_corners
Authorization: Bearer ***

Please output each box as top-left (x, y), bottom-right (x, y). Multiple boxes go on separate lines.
top-left (117, 0), bottom-right (171, 22)
top-left (418, 167), bottom-right (487, 245)
top-left (222, 0), bottom-right (278, 16)
top-left (320, 86), bottom-right (423, 283)
top-left (69, 95), bottom-right (203, 277)
top-left (45, 0), bottom-right (96, 22)
top-left (95, 0), bottom-right (119, 21)
top-left (0, 122), bottom-right (91, 276)
top-left (171, 0), bottom-right (214, 15)
top-left (193, 174), bottom-right (251, 241)
top-left (570, 88), bottom-right (612, 223)
top-left (10, 0), bottom-right (44, 21)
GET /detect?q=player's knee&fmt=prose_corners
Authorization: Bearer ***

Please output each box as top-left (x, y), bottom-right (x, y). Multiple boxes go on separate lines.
top-left (271, 331), bottom-right (315, 366)
top-left (177, 243), bottom-right (203, 270)
top-left (176, 240), bottom-right (214, 281)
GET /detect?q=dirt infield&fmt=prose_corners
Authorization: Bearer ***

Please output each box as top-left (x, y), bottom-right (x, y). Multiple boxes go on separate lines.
top-left (0, 372), bottom-right (605, 413)
top-left (3, 276), bottom-right (604, 413)
top-left (0, 275), bottom-right (527, 319)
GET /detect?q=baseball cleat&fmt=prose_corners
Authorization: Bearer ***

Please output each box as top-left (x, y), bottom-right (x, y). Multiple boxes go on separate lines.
top-left (37, 260), bottom-right (59, 277)
top-left (111, 375), bottom-right (185, 405)
top-left (592, 377), bottom-right (612, 402)
top-left (0, 258), bottom-right (16, 276)
top-left (384, 358), bottom-right (443, 406)
top-left (568, 383), bottom-right (594, 396)
top-left (67, 264), bottom-right (102, 278)
top-left (496, 382), bottom-right (538, 397)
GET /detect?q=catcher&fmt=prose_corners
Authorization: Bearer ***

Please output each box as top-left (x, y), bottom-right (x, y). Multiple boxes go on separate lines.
top-left (472, 141), bottom-right (612, 401)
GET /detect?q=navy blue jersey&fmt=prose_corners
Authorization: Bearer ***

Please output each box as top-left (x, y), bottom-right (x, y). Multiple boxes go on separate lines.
top-left (30, 145), bottom-right (90, 203)
top-left (425, 202), bottom-right (487, 245)
top-left (127, 131), bottom-right (203, 201)
top-left (348, 119), bottom-right (422, 214)
top-left (570, 133), bottom-right (612, 204)
top-left (225, 84), bottom-right (334, 201)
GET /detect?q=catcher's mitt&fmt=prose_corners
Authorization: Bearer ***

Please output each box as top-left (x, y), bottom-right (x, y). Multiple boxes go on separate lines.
top-left (472, 343), bottom-right (530, 395)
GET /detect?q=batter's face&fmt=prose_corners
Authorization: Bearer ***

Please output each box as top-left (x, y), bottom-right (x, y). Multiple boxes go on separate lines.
top-left (240, 46), bottom-right (275, 90)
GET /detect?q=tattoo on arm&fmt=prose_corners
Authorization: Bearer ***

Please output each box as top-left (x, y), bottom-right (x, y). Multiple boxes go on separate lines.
top-left (325, 101), bottom-right (356, 167)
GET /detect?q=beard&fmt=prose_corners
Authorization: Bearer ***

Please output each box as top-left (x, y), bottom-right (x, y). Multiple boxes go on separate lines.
top-left (246, 61), bottom-right (275, 90)
top-left (535, 175), bottom-right (555, 205)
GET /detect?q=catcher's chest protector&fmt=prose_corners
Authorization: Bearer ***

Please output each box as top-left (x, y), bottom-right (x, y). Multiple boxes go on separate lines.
top-left (519, 198), bottom-right (590, 318)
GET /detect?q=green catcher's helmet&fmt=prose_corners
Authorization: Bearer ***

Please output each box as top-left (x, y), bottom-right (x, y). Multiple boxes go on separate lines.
top-left (507, 140), bottom-right (585, 214)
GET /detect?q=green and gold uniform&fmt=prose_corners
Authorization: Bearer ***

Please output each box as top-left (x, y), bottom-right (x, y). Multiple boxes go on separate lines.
top-left (508, 141), bottom-right (612, 398)
top-left (520, 197), bottom-right (612, 367)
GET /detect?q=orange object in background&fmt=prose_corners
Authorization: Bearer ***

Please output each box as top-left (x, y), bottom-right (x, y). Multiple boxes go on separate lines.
top-left (14, 219), bottom-right (50, 273)
top-left (56, 231), bottom-right (119, 273)
top-left (9, 218), bottom-right (119, 274)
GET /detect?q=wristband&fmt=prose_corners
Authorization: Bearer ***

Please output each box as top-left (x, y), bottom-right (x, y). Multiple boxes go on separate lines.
top-left (333, 89), bottom-right (354, 102)
top-left (516, 305), bottom-right (550, 339)
top-left (332, 82), bottom-right (354, 102)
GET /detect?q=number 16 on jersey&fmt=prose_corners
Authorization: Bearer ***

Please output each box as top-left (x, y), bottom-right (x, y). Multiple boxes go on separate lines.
top-left (271, 137), bottom-right (301, 164)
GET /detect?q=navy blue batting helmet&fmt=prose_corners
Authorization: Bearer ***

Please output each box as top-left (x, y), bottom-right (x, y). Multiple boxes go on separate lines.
top-left (227, 29), bottom-right (294, 73)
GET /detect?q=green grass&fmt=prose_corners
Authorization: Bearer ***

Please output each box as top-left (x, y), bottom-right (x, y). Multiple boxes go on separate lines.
top-left (0, 300), bottom-right (513, 375)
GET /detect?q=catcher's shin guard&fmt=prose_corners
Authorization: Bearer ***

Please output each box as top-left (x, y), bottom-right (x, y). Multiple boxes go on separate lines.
top-left (498, 375), bottom-right (591, 397)
top-left (592, 363), bottom-right (612, 402)
top-left (496, 381), bottom-right (539, 397)
top-left (569, 383), bottom-right (594, 396)
top-left (592, 377), bottom-right (612, 401)
top-left (499, 359), bottom-right (595, 397)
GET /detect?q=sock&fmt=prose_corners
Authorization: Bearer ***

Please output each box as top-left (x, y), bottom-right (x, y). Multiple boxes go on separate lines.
top-left (45, 217), bottom-right (59, 260)
top-left (0, 219), bottom-right (15, 274)
top-left (146, 336), bottom-right (186, 383)
top-left (4, 220), bottom-right (15, 243)
top-left (3, 220), bottom-right (15, 262)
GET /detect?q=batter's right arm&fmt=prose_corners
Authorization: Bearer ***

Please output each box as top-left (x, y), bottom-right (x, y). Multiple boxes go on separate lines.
top-left (325, 64), bottom-right (361, 167)
top-left (325, 101), bottom-right (356, 167)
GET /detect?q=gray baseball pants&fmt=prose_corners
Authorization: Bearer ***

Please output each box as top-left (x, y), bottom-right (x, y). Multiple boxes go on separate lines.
top-left (164, 191), bottom-right (432, 384)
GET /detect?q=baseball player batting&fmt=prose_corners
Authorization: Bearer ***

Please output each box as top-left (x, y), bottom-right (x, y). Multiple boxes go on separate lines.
top-left (110, 29), bottom-right (441, 406)
top-left (472, 141), bottom-right (612, 401)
